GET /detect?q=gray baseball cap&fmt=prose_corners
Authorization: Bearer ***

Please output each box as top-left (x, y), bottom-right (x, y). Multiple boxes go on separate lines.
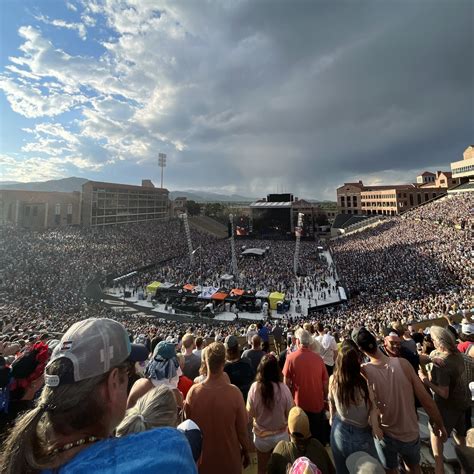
top-left (224, 335), bottom-right (239, 349)
top-left (45, 318), bottom-right (148, 387)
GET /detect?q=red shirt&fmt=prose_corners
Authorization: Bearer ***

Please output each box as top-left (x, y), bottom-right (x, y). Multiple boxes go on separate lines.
top-left (458, 341), bottom-right (472, 354)
top-left (282, 347), bottom-right (328, 413)
top-left (178, 376), bottom-right (194, 398)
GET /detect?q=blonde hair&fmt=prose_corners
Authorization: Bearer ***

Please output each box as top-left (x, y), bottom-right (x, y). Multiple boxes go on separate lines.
top-left (116, 385), bottom-right (177, 437)
top-left (205, 342), bottom-right (226, 374)
top-left (0, 358), bottom-right (128, 474)
top-left (181, 334), bottom-right (195, 350)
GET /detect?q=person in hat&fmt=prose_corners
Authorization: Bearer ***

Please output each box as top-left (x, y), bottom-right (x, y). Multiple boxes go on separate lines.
top-left (223, 334), bottom-right (254, 402)
top-left (289, 456), bottom-right (322, 474)
top-left (458, 319), bottom-right (474, 357)
top-left (418, 326), bottom-right (471, 474)
top-left (267, 407), bottom-right (335, 474)
top-left (127, 340), bottom-right (181, 409)
top-left (184, 342), bottom-right (250, 474)
top-left (0, 318), bottom-right (196, 474)
top-left (282, 329), bottom-right (329, 444)
top-left (345, 452), bottom-right (384, 474)
top-left (352, 326), bottom-right (447, 474)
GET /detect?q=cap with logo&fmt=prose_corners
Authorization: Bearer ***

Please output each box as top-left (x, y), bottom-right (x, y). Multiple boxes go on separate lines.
top-left (45, 318), bottom-right (149, 387)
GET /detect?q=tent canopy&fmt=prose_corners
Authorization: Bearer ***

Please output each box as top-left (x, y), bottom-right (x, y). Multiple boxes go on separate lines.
top-left (269, 291), bottom-right (286, 310)
top-left (183, 283), bottom-right (195, 291)
top-left (230, 288), bottom-right (245, 296)
top-left (146, 281), bottom-right (161, 293)
top-left (255, 290), bottom-right (270, 298)
top-left (211, 292), bottom-right (228, 301)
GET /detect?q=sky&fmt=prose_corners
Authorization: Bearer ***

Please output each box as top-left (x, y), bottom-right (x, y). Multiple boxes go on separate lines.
top-left (0, 0), bottom-right (472, 200)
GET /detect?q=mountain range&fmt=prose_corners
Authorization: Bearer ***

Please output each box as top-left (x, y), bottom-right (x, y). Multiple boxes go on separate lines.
top-left (0, 177), bottom-right (334, 203)
top-left (0, 177), bottom-right (256, 202)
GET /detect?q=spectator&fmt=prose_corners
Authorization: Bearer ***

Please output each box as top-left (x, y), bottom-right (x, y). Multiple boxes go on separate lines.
top-left (283, 329), bottom-right (329, 444)
top-left (182, 334), bottom-right (201, 381)
top-left (223, 335), bottom-right (255, 402)
top-left (193, 336), bottom-right (204, 359)
top-left (184, 342), bottom-right (250, 474)
top-left (271, 322), bottom-right (284, 354)
top-left (116, 385), bottom-right (178, 436)
top-left (419, 326), bottom-right (470, 474)
top-left (352, 327), bottom-right (447, 474)
top-left (267, 407), bottom-right (335, 474)
top-left (127, 341), bottom-right (180, 409)
top-left (0, 318), bottom-right (196, 474)
top-left (328, 340), bottom-right (382, 474)
top-left (315, 323), bottom-right (338, 376)
top-left (242, 335), bottom-right (266, 373)
top-left (247, 354), bottom-right (294, 474)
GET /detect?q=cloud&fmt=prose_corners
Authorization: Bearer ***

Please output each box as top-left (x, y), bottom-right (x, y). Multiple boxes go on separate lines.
top-left (34, 14), bottom-right (87, 40)
top-left (0, 0), bottom-right (472, 199)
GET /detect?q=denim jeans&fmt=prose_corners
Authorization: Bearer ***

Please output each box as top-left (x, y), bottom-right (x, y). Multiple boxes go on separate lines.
top-left (330, 415), bottom-right (378, 474)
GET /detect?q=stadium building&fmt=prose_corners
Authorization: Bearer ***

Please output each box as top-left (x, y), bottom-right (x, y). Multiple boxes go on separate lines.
top-left (81, 179), bottom-right (168, 227)
top-left (0, 179), bottom-right (169, 229)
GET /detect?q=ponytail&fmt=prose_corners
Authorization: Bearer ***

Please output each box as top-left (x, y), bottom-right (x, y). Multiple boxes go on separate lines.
top-left (0, 404), bottom-right (47, 474)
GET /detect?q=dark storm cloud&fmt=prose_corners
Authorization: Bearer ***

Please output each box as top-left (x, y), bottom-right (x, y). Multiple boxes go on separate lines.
top-left (159, 0), bottom-right (472, 198)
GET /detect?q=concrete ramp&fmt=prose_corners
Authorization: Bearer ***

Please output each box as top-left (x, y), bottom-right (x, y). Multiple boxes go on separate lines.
top-left (189, 215), bottom-right (228, 238)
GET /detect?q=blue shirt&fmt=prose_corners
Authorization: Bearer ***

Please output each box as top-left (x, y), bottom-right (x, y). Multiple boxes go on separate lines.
top-left (42, 427), bottom-right (197, 474)
top-left (258, 326), bottom-right (269, 342)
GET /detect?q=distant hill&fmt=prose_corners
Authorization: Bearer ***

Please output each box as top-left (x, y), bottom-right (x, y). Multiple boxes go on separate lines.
top-left (169, 190), bottom-right (256, 203)
top-left (0, 177), bottom-right (88, 192)
top-left (0, 177), bottom-right (332, 203)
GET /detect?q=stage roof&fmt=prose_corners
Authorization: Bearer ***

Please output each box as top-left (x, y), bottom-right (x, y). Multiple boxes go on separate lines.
top-left (250, 201), bottom-right (292, 208)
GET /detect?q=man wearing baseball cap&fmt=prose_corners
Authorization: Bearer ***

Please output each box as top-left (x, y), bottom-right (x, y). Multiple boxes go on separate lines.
top-left (267, 407), bottom-right (335, 474)
top-left (0, 318), bottom-right (197, 474)
top-left (352, 326), bottom-right (447, 474)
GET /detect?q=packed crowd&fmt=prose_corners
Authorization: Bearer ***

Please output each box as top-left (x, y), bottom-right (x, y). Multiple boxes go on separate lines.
top-left (1, 314), bottom-right (473, 473)
top-left (0, 193), bottom-right (473, 472)
top-left (406, 193), bottom-right (474, 228)
top-left (327, 194), bottom-right (473, 336)
top-left (137, 239), bottom-right (330, 297)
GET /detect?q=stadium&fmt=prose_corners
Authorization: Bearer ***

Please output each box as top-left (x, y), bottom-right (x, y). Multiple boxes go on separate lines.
top-left (0, 1), bottom-right (472, 472)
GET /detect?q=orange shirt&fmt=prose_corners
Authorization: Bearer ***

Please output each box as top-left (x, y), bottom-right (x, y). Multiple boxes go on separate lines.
top-left (184, 373), bottom-right (250, 474)
top-left (282, 347), bottom-right (328, 413)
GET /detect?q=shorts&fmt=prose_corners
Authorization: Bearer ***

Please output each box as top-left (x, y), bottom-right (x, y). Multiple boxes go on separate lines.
top-left (429, 407), bottom-right (467, 437)
top-left (375, 435), bottom-right (420, 470)
top-left (253, 431), bottom-right (289, 453)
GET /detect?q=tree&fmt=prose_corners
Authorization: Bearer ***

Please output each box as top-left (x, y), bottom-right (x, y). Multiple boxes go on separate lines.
top-left (185, 200), bottom-right (201, 216)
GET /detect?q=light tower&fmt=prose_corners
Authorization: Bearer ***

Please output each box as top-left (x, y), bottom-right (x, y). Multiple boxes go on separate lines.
top-left (294, 212), bottom-right (304, 275)
top-left (158, 153), bottom-right (167, 188)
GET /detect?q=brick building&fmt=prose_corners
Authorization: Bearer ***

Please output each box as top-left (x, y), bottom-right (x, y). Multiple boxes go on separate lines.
top-left (0, 179), bottom-right (170, 229)
top-left (81, 179), bottom-right (169, 227)
top-left (0, 190), bottom-right (81, 229)
top-left (337, 179), bottom-right (448, 216)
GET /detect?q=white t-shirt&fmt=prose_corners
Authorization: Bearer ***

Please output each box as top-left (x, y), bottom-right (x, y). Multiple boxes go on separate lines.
top-left (315, 334), bottom-right (338, 367)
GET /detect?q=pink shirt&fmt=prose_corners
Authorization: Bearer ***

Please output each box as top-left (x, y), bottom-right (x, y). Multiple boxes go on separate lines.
top-left (247, 381), bottom-right (294, 437)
